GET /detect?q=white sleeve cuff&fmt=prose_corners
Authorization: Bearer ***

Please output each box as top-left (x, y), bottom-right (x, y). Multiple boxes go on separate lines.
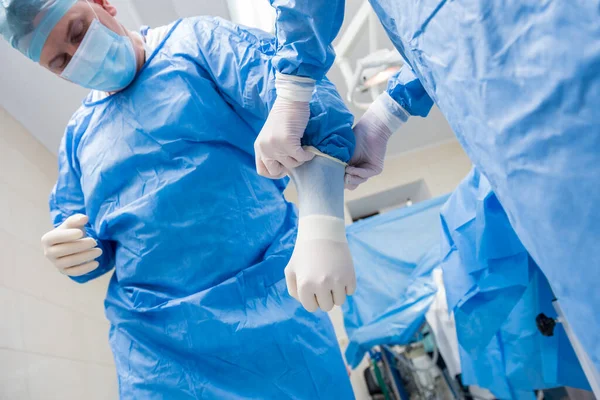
top-left (275, 72), bottom-right (316, 102)
top-left (369, 92), bottom-right (410, 134)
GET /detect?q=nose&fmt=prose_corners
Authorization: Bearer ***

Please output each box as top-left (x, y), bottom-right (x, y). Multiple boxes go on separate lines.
top-left (65, 43), bottom-right (80, 57)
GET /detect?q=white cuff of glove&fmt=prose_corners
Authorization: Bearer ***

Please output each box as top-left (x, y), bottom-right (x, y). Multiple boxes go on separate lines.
top-left (369, 92), bottom-right (410, 135)
top-left (297, 215), bottom-right (347, 243)
top-left (303, 147), bottom-right (347, 166)
top-left (275, 72), bottom-right (316, 102)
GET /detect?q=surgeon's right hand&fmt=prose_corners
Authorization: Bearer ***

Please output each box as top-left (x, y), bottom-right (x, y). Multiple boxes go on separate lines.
top-left (41, 214), bottom-right (103, 277)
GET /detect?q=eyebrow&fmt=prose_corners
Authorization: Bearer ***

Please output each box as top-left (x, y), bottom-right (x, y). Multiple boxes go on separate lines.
top-left (48, 17), bottom-right (75, 69)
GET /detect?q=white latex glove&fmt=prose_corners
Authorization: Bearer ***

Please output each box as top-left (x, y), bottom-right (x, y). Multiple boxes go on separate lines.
top-left (345, 92), bottom-right (409, 190)
top-left (41, 214), bottom-right (103, 276)
top-left (285, 215), bottom-right (356, 312)
top-left (255, 73), bottom-right (316, 179)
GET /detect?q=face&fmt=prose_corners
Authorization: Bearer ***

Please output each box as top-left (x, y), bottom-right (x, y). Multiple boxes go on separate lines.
top-left (39, 0), bottom-right (145, 78)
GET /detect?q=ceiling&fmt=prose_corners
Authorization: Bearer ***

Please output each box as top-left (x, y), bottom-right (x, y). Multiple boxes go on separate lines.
top-left (0, 0), bottom-right (455, 156)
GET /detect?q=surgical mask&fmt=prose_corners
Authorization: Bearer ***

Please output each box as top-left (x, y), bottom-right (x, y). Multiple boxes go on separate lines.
top-left (61, 11), bottom-right (137, 92)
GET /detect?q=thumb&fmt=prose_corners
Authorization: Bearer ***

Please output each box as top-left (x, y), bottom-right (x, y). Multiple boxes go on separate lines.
top-left (264, 159), bottom-right (285, 179)
top-left (59, 214), bottom-right (88, 229)
top-left (291, 147), bottom-right (315, 163)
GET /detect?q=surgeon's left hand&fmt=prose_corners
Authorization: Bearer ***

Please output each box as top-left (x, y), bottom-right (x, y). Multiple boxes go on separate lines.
top-left (255, 73), bottom-right (316, 179)
top-left (344, 108), bottom-right (392, 190)
top-left (285, 217), bottom-right (356, 312)
top-left (345, 92), bottom-right (409, 190)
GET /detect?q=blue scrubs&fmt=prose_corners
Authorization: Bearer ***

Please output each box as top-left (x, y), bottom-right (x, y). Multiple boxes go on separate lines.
top-left (280, 0), bottom-right (600, 370)
top-left (50, 17), bottom-right (355, 399)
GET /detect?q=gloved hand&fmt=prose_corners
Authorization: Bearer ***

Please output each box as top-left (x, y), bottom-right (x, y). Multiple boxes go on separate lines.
top-left (345, 92), bottom-right (409, 190)
top-left (285, 216), bottom-right (356, 312)
top-left (41, 214), bottom-right (103, 276)
top-left (255, 73), bottom-right (316, 179)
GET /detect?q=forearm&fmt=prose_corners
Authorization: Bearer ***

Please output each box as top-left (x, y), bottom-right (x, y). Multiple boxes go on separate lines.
top-left (270, 0), bottom-right (345, 81)
top-left (289, 152), bottom-right (346, 235)
top-left (286, 153), bottom-right (355, 312)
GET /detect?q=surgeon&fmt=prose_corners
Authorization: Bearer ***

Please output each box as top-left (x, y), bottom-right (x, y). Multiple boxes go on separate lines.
top-left (257, 0), bottom-right (600, 373)
top-left (0, 0), bottom-right (358, 398)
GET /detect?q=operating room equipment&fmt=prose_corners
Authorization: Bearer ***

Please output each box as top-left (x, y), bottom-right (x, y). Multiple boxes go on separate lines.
top-left (552, 301), bottom-right (600, 396)
top-left (333, 1), bottom-right (403, 109)
top-left (364, 339), bottom-right (461, 400)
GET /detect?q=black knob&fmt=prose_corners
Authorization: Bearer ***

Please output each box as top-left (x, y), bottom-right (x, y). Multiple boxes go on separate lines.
top-left (536, 313), bottom-right (556, 337)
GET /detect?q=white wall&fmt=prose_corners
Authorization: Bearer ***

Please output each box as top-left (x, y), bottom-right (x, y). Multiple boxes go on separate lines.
top-left (0, 107), bottom-right (117, 400)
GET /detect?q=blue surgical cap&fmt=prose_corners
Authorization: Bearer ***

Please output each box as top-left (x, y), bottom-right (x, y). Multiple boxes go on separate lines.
top-left (0, 0), bottom-right (78, 62)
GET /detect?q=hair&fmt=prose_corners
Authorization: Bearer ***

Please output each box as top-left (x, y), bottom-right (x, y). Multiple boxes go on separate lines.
top-left (4, 1), bottom-right (43, 39)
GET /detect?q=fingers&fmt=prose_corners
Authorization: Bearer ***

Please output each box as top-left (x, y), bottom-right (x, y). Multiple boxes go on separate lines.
top-left (345, 166), bottom-right (375, 180)
top-left (45, 237), bottom-right (98, 260)
top-left (332, 285), bottom-right (347, 307)
top-left (255, 152), bottom-right (270, 177)
top-left (290, 279), bottom-right (351, 312)
top-left (315, 287), bottom-right (335, 312)
top-left (344, 166), bottom-right (376, 190)
top-left (278, 156), bottom-right (304, 171)
top-left (42, 228), bottom-right (85, 247)
top-left (63, 261), bottom-right (100, 277)
top-left (263, 159), bottom-right (285, 178)
top-left (255, 150), bottom-right (287, 179)
top-left (300, 284), bottom-right (350, 312)
top-left (345, 173), bottom-right (368, 189)
top-left (59, 214), bottom-right (88, 229)
top-left (298, 284), bottom-right (319, 313)
top-left (290, 147), bottom-right (315, 164)
top-left (285, 269), bottom-right (299, 301)
top-left (254, 137), bottom-right (314, 178)
top-left (346, 277), bottom-right (357, 296)
top-left (40, 214), bottom-right (102, 277)
top-left (55, 248), bottom-right (103, 270)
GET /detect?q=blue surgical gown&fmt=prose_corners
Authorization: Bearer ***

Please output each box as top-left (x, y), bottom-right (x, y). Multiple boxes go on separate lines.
top-left (49, 17), bottom-right (355, 399)
top-left (440, 169), bottom-right (590, 399)
top-left (385, 66), bottom-right (433, 117)
top-left (269, 0), bottom-right (345, 80)
top-left (283, 0), bottom-right (600, 370)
